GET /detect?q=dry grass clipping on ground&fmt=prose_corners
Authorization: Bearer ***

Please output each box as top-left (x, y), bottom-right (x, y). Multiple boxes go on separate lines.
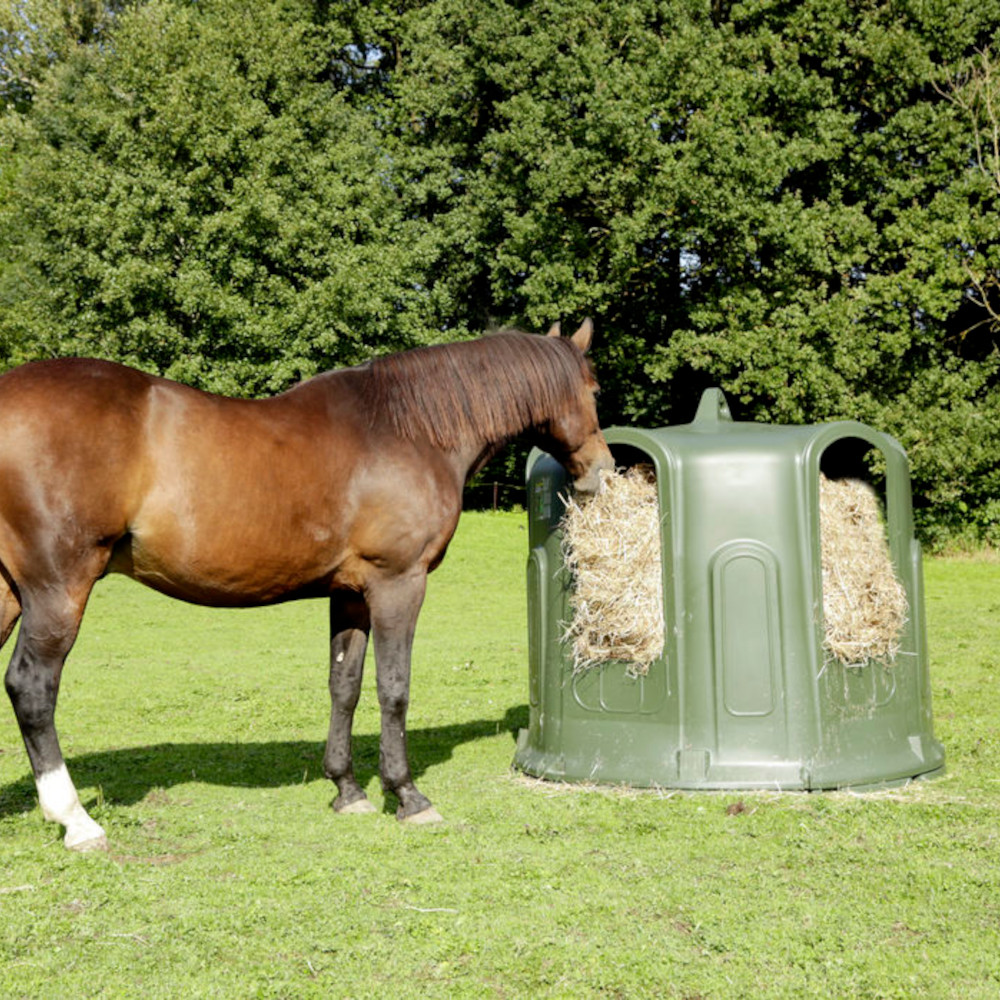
top-left (560, 466), bottom-right (664, 675)
top-left (560, 468), bottom-right (908, 674)
top-left (819, 474), bottom-right (908, 667)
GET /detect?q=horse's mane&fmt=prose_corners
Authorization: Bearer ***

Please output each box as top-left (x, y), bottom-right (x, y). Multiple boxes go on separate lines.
top-left (362, 331), bottom-right (593, 449)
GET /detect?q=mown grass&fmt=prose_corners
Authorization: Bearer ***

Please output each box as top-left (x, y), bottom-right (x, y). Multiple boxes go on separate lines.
top-left (1, 511), bottom-right (998, 998)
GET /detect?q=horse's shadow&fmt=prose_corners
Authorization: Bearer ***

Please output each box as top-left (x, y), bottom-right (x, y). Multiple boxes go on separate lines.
top-left (0, 704), bottom-right (530, 818)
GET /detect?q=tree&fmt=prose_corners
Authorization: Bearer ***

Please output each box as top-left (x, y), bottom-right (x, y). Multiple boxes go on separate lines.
top-left (2, 0), bottom-right (998, 542)
top-left (0, 0), bottom-right (444, 395)
top-left (1, 0), bottom-right (134, 113)
top-left (642, 1), bottom-right (1000, 546)
top-left (382, 0), bottom-right (1000, 544)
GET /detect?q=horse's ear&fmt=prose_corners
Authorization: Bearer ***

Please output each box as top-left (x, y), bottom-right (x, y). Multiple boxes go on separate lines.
top-left (546, 322), bottom-right (562, 338)
top-left (569, 318), bottom-right (594, 353)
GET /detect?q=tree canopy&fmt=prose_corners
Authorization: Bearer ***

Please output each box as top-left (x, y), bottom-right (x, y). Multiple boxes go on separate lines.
top-left (1, 0), bottom-right (998, 546)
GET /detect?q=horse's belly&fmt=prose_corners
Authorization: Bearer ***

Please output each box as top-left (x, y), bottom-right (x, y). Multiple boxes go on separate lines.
top-left (110, 527), bottom-right (351, 608)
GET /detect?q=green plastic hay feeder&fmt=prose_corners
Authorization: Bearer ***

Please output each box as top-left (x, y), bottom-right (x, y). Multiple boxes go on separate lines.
top-left (514, 389), bottom-right (944, 790)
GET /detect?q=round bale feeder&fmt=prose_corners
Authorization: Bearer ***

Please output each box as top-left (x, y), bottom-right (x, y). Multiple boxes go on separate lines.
top-left (514, 388), bottom-right (944, 790)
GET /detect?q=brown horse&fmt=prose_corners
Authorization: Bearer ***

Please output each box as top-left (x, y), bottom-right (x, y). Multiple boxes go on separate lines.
top-left (0, 321), bottom-right (611, 850)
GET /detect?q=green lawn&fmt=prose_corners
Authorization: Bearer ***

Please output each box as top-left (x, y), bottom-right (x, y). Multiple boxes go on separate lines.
top-left (1, 511), bottom-right (997, 998)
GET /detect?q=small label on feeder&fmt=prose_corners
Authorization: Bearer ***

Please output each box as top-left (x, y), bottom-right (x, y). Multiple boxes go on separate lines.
top-left (532, 479), bottom-right (552, 521)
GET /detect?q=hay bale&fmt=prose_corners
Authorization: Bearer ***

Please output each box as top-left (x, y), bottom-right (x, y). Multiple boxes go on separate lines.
top-left (819, 474), bottom-right (908, 667)
top-left (560, 466), bottom-right (664, 675)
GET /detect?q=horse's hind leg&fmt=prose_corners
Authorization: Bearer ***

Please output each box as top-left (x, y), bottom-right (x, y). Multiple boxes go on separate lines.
top-left (4, 583), bottom-right (107, 851)
top-left (324, 593), bottom-right (376, 814)
top-left (0, 572), bottom-right (22, 649)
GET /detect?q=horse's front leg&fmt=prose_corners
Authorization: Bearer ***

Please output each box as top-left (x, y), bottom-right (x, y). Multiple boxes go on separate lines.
top-left (324, 593), bottom-right (376, 814)
top-left (6, 589), bottom-right (108, 851)
top-left (367, 572), bottom-right (441, 824)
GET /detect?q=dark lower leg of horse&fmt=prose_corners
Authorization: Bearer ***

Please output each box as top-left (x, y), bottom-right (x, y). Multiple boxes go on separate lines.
top-left (367, 573), bottom-right (440, 824)
top-left (4, 607), bottom-right (107, 851)
top-left (370, 597), bottom-right (441, 824)
top-left (377, 705), bottom-right (437, 822)
top-left (325, 596), bottom-right (374, 815)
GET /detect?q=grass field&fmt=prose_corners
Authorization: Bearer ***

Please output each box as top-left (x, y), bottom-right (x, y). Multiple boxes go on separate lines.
top-left (1, 510), bottom-right (998, 998)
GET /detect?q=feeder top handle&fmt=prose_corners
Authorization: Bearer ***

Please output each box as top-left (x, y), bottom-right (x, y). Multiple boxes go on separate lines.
top-left (693, 387), bottom-right (733, 425)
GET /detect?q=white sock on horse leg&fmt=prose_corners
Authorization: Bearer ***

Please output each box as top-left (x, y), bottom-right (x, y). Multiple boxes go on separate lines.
top-left (36, 765), bottom-right (108, 850)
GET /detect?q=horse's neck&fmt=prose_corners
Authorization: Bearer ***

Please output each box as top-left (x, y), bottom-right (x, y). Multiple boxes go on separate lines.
top-left (460, 438), bottom-right (511, 484)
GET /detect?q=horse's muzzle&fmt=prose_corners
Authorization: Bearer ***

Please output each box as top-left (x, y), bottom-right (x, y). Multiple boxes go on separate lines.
top-left (572, 450), bottom-right (615, 497)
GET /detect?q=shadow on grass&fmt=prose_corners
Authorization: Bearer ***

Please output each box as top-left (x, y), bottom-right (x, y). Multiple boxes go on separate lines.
top-left (0, 704), bottom-right (530, 817)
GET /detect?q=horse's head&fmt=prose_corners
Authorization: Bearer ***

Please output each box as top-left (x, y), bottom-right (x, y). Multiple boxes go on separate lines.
top-left (539, 320), bottom-right (615, 497)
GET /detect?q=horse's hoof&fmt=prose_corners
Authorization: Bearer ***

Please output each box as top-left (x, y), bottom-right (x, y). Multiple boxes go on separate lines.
top-left (66, 833), bottom-right (109, 853)
top-left (335, 798), bottom-right (377, 815)
top-left (401, 806), bottom-right (444, 825)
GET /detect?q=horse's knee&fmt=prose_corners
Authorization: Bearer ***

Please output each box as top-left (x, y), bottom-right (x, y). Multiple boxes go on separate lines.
top-left (4, 658), bottom-right (57, 727)
top-left (4, 602), bottom-right (84, 712)
top-left (378, 689), bottom-right (409, 720)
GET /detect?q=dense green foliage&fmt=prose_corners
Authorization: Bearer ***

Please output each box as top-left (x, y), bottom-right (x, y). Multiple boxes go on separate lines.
top-left (0, 512), bottom-right (998, 996)
top-left (0, 0), bottom-right (450, 393)
top-left (1, 0), bottom-right (998, 544)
